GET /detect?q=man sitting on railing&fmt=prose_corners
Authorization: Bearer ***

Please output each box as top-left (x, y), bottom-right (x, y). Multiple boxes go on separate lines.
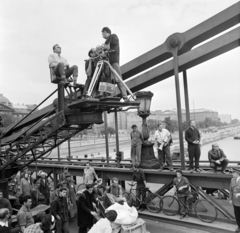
top-left (208, 143), bottom-right (229, 174)
top-left (48, 44), bottom-right (79, 86)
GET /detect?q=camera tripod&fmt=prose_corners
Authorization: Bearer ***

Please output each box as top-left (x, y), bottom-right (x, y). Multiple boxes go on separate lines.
top-left (85, 57), bottom-right (135, 100)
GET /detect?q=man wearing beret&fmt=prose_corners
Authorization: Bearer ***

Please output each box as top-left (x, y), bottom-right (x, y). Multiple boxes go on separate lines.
top-left (208, 143), bottom-right (229, 174)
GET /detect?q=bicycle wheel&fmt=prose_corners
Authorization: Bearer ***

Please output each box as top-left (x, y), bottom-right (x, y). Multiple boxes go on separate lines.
top-left (160, 196), bottom-right (179, 216)
top-left (145, 193), bottom-right (162, 213)
top-left (195, 199), bottom-right (218, 223)
top-left (122, 192), bottom-right (133, 206)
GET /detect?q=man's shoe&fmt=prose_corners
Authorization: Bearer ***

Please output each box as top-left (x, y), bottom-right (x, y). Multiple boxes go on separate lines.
top-left (195, 168), bottom-right (201, 172)
top-left (190, 169), bottom-right (194, 173)
top-left (159, 167), bottom-right (163, 171)
top-left (169, 167), bottom-right (174, 172)
top-left (221, 171), bottom-right (227, 174)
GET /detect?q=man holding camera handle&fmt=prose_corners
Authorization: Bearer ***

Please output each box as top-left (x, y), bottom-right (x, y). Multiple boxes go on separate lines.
top-left (101, 27), bottom-right (128, 101)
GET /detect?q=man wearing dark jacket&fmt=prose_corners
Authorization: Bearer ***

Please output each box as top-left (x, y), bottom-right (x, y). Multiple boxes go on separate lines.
top-left (51, 187), bottom-right (69, 233)
top-left (39, 172), bottom-right (50, 205)
top-left (77, 184), bottom-right (98, 233)
top-left (208, 143), bottom-right (229, 173)
top-left (185, 120), bottom-right (201, 172)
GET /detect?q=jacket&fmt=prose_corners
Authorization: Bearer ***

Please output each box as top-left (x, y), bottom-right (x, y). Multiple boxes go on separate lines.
top-left (51, 196), bottom-right (68, 222)
top-left (230, 177), bottom-right (240, 207)
top-left (77, 190), bottom-right (94, 228)
top-left (208, 148), bottom-right (226, 163)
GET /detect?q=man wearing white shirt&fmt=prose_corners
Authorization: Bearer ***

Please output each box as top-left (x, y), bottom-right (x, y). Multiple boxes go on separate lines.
top-left (48, 44), bottom-right (78, 86)
top-left (154, 123), bottom-right (173, 171)
top-left (88, 210), bottom-right (117, 233)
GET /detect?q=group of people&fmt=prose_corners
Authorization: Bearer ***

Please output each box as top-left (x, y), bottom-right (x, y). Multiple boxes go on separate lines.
top-left (48, 27), bottom-right (128, 101)
top-left (130, 120), bottom-right (229, 174)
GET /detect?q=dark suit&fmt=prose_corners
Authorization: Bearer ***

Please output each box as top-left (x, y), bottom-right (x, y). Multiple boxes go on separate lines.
top-left (77, 190), bottom-right (94, 233)
top-left (230, 177), bottom-right (240, 228)
top-left (39, 177), bottom-right (50, 205)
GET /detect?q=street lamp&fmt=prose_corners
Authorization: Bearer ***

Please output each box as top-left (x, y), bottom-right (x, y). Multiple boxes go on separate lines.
top-left (135, 91), bottom-right (153, 142)
top-left (135, 91), bottom-right (160, 169)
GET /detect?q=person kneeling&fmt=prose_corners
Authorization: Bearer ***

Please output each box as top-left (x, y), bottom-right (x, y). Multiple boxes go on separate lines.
top-left (88, 210), bottom-right (117, 233)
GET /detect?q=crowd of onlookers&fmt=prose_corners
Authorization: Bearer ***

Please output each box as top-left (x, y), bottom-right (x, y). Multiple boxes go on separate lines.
top-left (0, 162), bottom-right (149, 233)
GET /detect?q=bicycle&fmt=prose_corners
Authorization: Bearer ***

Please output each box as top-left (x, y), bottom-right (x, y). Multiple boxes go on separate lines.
top-left (160, 189), bottom-right (218, 223)
top-left (122, 183), bottom-right (162, 213)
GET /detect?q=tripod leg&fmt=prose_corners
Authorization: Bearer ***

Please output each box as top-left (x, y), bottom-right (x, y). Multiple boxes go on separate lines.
top-left (86, 61), bottom-right (104, 98)
top-left (105, 61), bottom-right (136, 100)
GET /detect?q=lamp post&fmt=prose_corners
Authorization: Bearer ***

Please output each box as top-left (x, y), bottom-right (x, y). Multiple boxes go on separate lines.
top-left (135, 91), bottom-right (160, 169)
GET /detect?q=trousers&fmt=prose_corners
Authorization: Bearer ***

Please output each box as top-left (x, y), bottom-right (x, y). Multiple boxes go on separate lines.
top-left (210, 158), bottom-right (229, 171)
top-left (136, 184), bottom-right (146, 207)
top-left (234, 205), bottom-right (240, 228)
top-left (188, 144), bottom-right (201, 169)
top-left (56, 218), bottom-right (69, 233)
top-left (54, 62), bottom-right (78, 78)
top-left (111, 63), bottom-right (127, 98)
top-left (131, 144), bottom-right (142, 166)
top-left (178, 194), bottom-right (193, 215)
top-left (157, 145), bottom-right (173, 169)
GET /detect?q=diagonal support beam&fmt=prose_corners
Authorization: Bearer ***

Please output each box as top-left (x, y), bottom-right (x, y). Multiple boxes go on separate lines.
top-left (121, 27), bottom-right (240, 93)
top-left (121, 1), bottom-right (240, 80)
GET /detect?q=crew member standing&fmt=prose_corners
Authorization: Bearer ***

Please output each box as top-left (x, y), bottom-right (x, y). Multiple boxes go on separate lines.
top-left (130, 125), bottom-right (143, 167)
top-left (51, 187), bottom-right (69, 233)
top-left (185, 120), bottom-right (201, 172)
top-left (131, 163), bottom-right (148, 211)
top-left (101, 27), bottom-right (128, 101)
top-left (154, 123), bottom-right (173, 171)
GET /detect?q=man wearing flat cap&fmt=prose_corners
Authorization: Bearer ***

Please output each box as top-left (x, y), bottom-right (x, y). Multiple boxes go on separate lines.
top-left (130, 125), bottom-right (143, 167)
top-left (208, 143), bottom-right (229, 174)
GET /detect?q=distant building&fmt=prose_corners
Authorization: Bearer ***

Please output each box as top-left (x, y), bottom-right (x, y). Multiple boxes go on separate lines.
top-left (0, 93), bottom-right (38, 124)
top-left (189, 109), bottom-right (218, 122)
top-left (219, 114), bottom-right (231, 124)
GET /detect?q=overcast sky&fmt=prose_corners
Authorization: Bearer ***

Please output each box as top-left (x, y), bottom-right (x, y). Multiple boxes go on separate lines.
top-left (0, 0), bottom-right (239, 119)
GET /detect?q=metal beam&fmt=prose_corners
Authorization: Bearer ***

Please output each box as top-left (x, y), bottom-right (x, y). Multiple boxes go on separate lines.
top-left (28, 163), bottom-right (232, 189)
top-left (104, 112), bottom-right (110, 166)
top-left (183, 70), bottom-right (190, 123)
top-left (121, 27), bottom-right (240, 93)
top-left (121, 2), bottom-right (240, 80)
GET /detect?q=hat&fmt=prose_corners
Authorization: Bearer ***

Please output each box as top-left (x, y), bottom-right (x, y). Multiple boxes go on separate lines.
top-left (131, 124), bottom-right (137, 129)
top-left (212, 143), bottom-right (219, 147)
